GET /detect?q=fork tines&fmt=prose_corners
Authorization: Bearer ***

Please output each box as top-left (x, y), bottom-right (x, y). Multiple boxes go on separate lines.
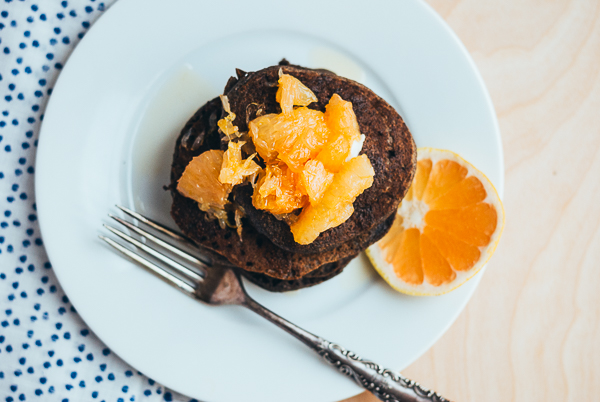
top-left (100, 205), bottom-right (210, 298)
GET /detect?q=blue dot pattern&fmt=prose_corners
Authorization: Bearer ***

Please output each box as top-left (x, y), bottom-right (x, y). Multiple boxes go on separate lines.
top-left (0, 2), bottom-right (198, 401)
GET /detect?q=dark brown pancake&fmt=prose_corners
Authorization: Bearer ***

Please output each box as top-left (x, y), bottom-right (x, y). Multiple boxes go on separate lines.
top-left (223, 64), bottom-right (416, 254)
top-left (184, 230), bottom-right (358, 291)
top-left (239, 255), bottom-right (356, 292)
top-left (170, 63), bottom-right (413, 282)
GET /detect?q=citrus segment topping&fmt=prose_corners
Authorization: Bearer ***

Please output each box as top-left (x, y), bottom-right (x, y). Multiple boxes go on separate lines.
top-left (290, 154), bottom-right (374, 244)
top-left (245, 74), bottom-right (374, 244)
top-left (366, 148), bottom-right (505, 296)
top-left (299, 159), bottom-right (334, 204)
top-left (219, 141), bottom-right (261, 186)
top-left (324, 94), bottom-right (362, 142)
top-left (275, 71), bottom-right (318, 115)
top-left (252, 163), bottom-right (308, 215)
top-left (315, 133), bottom-right (353, 173)
top-left (249, 107), bottom-right (330, 172)
top-left (321, 154), bottom-right (375, 207)
top-left (313, 94), bottom-right (363, 173)
top-left (177, 150), bottom-right (231, 211)
top-left (217, 95), bottom-right (239, 138)
top-left (289, 201), bottom-right (355, 246)
top-left (247, 113), bottom-right (280, 162)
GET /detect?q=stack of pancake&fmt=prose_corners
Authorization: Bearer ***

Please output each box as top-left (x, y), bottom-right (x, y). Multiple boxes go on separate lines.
top-left (169, 62), bottom-right (416, 291)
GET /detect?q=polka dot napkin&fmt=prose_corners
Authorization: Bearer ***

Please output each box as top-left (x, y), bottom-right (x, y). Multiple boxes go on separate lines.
top-left (1, 2), bottom-right (197, 401)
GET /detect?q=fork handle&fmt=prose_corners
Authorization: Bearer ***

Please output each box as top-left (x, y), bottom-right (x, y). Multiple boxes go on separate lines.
top-left (242, 297), bottom-right (449, 402)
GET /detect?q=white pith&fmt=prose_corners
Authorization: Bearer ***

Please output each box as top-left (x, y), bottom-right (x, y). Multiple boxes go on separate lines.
top-left (398, 198), bottom-right (429, 231)
top-left (347, 134), bottom-right (366, 161)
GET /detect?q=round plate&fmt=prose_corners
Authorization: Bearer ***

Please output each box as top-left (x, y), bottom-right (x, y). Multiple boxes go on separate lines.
top-left (35, 0), bottom-right (503, 401)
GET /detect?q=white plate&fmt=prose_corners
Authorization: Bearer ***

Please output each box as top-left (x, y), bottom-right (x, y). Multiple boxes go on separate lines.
top-left (36, 0), bottom-right (503, 401)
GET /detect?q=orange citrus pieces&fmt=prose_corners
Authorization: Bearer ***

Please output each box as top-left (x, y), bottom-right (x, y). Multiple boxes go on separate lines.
top-left (291, 154), bottom-right (374, 245)
top-left (323, 94), bottom-right (361, 140)
top-left (248, 72), bottom-right (374, 243)
top-left (249, 107), bottom-right (330, 172)
top-left (253, 163), bottom-right (308, 215)
top-left (366, 148), bottom-right (504, 295)
top-left (275, 69), bottom-right (318, 115)
top-left (217, 95), bottom-right (240, 138)
top-left (177, 149), bottom-right (231, 212)
top-left (177, 144), bottom-right (253, 233)
top-left (299, 159), bottom-right (334, 204)
top-left (315, 94), bottom-right (364, 173)
top-left (219, 141), bottom-right (261, 186)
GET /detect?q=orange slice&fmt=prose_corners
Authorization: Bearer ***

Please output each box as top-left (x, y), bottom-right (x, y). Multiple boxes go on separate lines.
top-left (366, 148), bottom-right (505, 295)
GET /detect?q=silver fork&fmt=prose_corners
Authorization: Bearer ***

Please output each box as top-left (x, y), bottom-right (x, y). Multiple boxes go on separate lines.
top-left (100, 205), bottom-right (449, 402)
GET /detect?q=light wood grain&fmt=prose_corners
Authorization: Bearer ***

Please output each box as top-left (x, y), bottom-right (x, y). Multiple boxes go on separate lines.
top-left (344, 0), bottom-right (600, 401)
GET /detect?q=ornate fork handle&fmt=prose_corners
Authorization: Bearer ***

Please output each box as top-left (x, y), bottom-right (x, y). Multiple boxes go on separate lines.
top-left (242, 297), bottom-right (449, 402)
top-left (317, 340), bottom-right (448, 402)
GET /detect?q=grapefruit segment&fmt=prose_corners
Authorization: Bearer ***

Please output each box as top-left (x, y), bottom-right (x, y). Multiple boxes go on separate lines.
top-left (422, 159), bottom-right (468, 205)
top-left (300, 159), bottom-right (334, 204)
top-left (248, 113), bottom-right (280, 163)
top-left (177, 150), bottom-right (231, 211)
top-left (275, 71), bottom-right (318, 115)
top-left (420, 234), bottom-right (456, 286)
top-left (393, 228), bottom-right (423, 285)
top-left (425, 203), bottom-right (498, 247)
top-left (252, 163), bottom-right (308, 215)
top-left (290, 154), bottom-right (374, 244)
top-left (315, 134), bottom-right (353, 173)
top-left (428, 176), bottom-right (487, 210)
top-left (249, 107), bottom-right (330, 172)
top-left (324, 94), bottom-right (361, 142)
top-left (219, 141), bottom-right (261, 186)
top-left (423, 226), bottom-right (480, 272)
top-left (315, 94), bottom-right (363, 173)
top-left (217, 95), bottom-right (239, 138)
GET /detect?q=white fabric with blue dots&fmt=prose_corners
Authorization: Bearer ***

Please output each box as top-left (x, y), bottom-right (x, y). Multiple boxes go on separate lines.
top-left (1, 1), bottom-right (198, 401)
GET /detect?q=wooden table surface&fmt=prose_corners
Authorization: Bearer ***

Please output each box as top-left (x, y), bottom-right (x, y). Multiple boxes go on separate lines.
top-left (345, 0), bottom-right (600, 401)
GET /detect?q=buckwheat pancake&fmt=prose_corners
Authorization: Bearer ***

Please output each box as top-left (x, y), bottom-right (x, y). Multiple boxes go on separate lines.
top-left (183, 242), bottom-right (356, 292)
top-left (170, 62), bottom-right (415, 287)
top-left (239, 255), bottom-right (357, 292)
